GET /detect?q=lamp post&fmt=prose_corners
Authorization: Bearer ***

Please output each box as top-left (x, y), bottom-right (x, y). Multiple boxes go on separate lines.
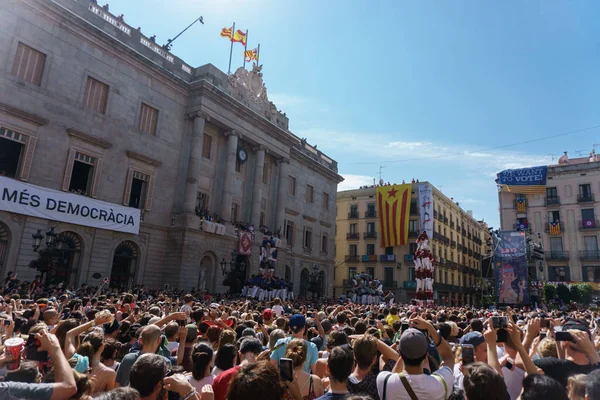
top-left (307, 265), bottom-right (321, 298)
top-left (30, 226), bottom-right (63, 284)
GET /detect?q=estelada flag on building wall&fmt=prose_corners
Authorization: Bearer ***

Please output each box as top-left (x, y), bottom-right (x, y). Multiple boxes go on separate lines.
top-left (376, 184), bottom-right (412, 247)
top-left (238, 230), bottom-right (253, 255)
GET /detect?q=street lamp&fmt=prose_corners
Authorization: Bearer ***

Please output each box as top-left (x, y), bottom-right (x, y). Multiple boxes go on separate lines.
top-left (221, 250), bottom-right (244, 276)
top-left (45, 227), bottom-right (57, 247)
top-left (32, 230), bottom-right (44, 251)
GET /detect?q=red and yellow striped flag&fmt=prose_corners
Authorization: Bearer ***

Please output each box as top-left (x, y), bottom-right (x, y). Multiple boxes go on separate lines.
top-left (245, 48), bottom-right (258, 62)
top-left (232, 29), bottom-right (247, 46)
top-left (220, 27), bottom-right (233, 39)
top-left (376, 184), bottom-right (412, 247)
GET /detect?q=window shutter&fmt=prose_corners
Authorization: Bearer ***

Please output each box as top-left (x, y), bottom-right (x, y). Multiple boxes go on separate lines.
top-left (91, 158), bottom-right (103, 198)
top-left (123, 167), bottom-right (134, 205)
top-left (20, 136), bottom-right (37, 181)
top-left (61, 149), bottom-right (76, 191)
top-left (145, 175), bottom-right (155, 211)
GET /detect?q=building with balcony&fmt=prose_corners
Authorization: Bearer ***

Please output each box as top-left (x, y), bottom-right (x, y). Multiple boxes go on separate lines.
top-left (0, 0), bottom-right (342, 295)
top-left (335, 182), bottom-right (488, 305)
top-left (499, 153), bottom-right (600, 284)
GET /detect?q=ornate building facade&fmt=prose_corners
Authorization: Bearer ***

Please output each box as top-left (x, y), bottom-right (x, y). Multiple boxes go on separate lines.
top-left (0, 0), bottom-right (342, 294)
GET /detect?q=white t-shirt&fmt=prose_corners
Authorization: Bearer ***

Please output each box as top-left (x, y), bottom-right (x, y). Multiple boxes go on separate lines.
top-left (187, 374), bottom-right (214, 391)
top-left (377, 366), bottom-right (453, 400)
top-left (272, 305), bottom-right (284, 317)
top-left (502, 366), bottom-right (525, 400)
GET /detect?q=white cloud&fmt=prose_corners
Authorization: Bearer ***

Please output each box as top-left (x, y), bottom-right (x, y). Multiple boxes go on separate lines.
top-left (388, 141), bottom-right (432, 150)
top-left (268, 93), bottom-right (307, 108)
top-left (338, 174), bottom-right (374, 191)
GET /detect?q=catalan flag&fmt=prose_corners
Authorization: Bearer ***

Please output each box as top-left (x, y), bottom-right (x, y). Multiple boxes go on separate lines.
top-left (220, 27), bottom-right (233, 39)
top-left (245, 48), bottom-right (258, 62)
top-left (516, 197), bottom-right (527, 212)
top-left (550, 221), bottom-right (561, 235)
top-left (230, 29), bottom-right (247, 46)
top-left (376, 184), bottom-right (412, 248)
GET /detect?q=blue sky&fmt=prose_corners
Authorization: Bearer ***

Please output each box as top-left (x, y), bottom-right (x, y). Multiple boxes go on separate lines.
top-left (112, 0), bottom-right (600, 228)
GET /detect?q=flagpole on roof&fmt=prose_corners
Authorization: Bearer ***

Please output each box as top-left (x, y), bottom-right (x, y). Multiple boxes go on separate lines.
top-left (242, 30), bottom-right (249, 69)
top-left (256, 43), bottom-right (260, 65)
top-left (227, 22), bottom-right (235, 75)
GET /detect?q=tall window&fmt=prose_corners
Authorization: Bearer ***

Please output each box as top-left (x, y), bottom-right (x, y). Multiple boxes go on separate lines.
top-left (584, 236), bottom-right (598, 252)
top-left (546, 187), bottom-right (558, 199)
top-left (285, 220), bottom-right (295, 245)
top-left (384, 267), bottom-right (393, 283)
top-left (202, 135), bottom-right (212, 159)
top-left (548, 210), bottom-right (560, 222)
top-left (409, 243), bottom-right (418, 254)
top-left (366, 267), bottom-right (375, 278)
top-left (367, 222), bottom-right (375, 233)
top-left (128, 171), bottom-right (149, 209)
top-left (321, 234), bottom-right (328, 253)
top-left (138, 103), bottom-right (158, 135)
top-left (260, 211), bottom-right (265, 227)
top-left (69, 152), bottom-right (96, 195)
top-left (409, 220), bottom-right (418, 232)
top-left (385, 246), bottom-right (394, 255)
top-left (303, 228), bottom-right (312, 249)
top-left (0, 128), bottom-right (25, 178)
top-left (366, 244), bottom-right (375, 255)
top-left (349, 245), bottom-right (358, 256)
top-left (582, 209), bottom-right (596, 227)
top-left (196, 192), bottom-right (209, 211)
top-left (83, 77), bottom-right (109, 114)
top-left (349, 223), bottom-right (358, 234)
top-left (322, 192), bottom-right (329, 209)
top-left (580, 184), bottom-right (592, 198)
top-left (231, 203), bottom-right (239, 222)
top-left (288, 176), bottom-right (296, 195)
top-left (367, 203), bottom-right (376, 216)
top-left (349, 267), bottom-right (357, 278)
top-left (12, 43), bottom-right (46, 85)
top-left (306, 185), bottom-right (314, 203)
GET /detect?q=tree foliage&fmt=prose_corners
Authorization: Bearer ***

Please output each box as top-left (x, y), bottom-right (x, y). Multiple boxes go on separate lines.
top-left (556, 284), bottom-right (570, 304)
top-left (577, 283), bottom-right (594, 305)
top-left (542, 284), bottom-right (556, 302)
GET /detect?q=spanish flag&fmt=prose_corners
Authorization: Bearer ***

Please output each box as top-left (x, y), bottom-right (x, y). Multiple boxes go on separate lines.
top-left (220, 27), bottom-right (233, 39)
top-left (376, 184), bottom-right (412, 248)
top-left (245, 48), bottom-right (258, 62)
top-left (232, 30), bottom-right (247, 46)
top-left (550, 221), bottom-right (561, 235)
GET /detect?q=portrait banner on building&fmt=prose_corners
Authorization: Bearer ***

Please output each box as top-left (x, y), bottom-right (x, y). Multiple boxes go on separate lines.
top-left (0, 176), bottom-right (140, 234)
top-left (496, 166), bottom-right (547, 194)
top-left (238, 230), bottom-right (253, 255)
top-left (418, 183), bottom-right (433, 239)
top-left (494, 230), bottom-right (529, 304)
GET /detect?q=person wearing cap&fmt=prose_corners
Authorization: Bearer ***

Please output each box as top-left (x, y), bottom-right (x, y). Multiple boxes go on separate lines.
top-left (263, 308), bottom-right (274, 326)
top-left (271, 314), bottom-right (319, 373)
top-left (533, 319), bottom-right (600, 387)
top-left (376, 317), bottom-right (454, 400)
top-left (453, 331), bottom-right (488, 390)
top-left (213, 337), bottom-right (263, 400)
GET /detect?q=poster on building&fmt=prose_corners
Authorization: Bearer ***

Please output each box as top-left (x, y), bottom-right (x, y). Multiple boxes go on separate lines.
top-left (418, 183), bottom-right (433, 239)
top-left (496, 166), bottom-right (547, 194)
top-left (0, 176), bottom-right (140, 234)
top-left (494, 230), bottom-right (529, 304)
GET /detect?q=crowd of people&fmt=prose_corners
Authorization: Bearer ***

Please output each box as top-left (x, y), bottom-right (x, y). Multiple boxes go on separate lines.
top-left (0, 272), bottom-right (600, 400)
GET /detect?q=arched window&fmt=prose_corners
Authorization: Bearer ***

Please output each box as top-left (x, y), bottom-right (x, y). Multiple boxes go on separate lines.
top-left (285, 265), bottom-right (292, 283)
top-left (110, 241), bottom-right (139, 289)
top-left (50, 231), bottom-right (82, 286)
top-left (299, 268), bottom-right (309, 297)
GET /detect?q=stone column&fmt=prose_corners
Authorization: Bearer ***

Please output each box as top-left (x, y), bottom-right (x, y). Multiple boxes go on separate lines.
top-left (220, 131), bottom-right (239, 221)
top-left (183, 112), bottom-right (209, 214)
top-left (250, 146), bottom-right (266, 227)
top-left (275, 158), bottom-right (290, 235)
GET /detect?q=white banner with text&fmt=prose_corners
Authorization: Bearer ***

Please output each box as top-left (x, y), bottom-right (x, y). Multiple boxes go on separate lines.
top-left (0, 176), bottom-right (140, 234)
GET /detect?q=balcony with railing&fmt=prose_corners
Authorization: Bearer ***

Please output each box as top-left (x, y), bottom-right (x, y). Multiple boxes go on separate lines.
top-left (579, 220), bottom-right (600, 231)
top-left (361, 255), bottom-right (378, 263)
top-left (512, 199), bottom-right (529, 209)
top-left (348, 211), bottom-right (359, 219)
top-left (468, 249), bottom-right (473, 256)
top-left (545, 251), bottom-right (570, 261)
top-left (345, 255), bottom-right (359, 263)
top-left (365, 210), bottom-right (377, 218)
top-left (545, 196), bottom-right (560, 207)
top-left (462, 247), bottom-right (468, 255)
top-left (346, 232), bottom-right (359, 240)
top-left (363, 232), bottom-right (377, 240)
top-left (450, 221), bottom-right (455, 229)
top-left (408, 231), bottom-right (419, 238)
top-left (380, 254), bottom-right (396, 262)
top-left (447, 260), bottom-right (458, 269)
top-left (443, 216), bottom-right (449, 225)
top-left (580, 250), bottom-right (600, 261)
top-left (403, 280), bottom-right (417, 289)
top-left (433, 232), bottom-right (444, 241)
top-left (444, 237), bottom-right (450, 245)
top-left (457, 244), bottom-right (463, 251)
top-left (577, 193), bottom-right (595, 203)
top-left (544, 222), bottom-right (564, 233)
top-left (450, 240), bottom-right (457, 248)
top-left (433, 210), bottom-right (438, 219)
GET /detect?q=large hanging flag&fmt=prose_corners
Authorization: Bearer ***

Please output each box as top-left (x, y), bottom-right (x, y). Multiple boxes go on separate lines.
top-left (516, 197), bottom-right (527, 212)
top-left (220, 26), bottom-right (233, 39)
top-left (232, 29), bottom-right (247, 46)
top-left (496, 166), bottom-right (548, 194)
top-left (376, 184), bottom-right (412, 247)
top-left (238, 230), bottom-right (253, 255)
top-left (245, 48), bottom-right (258, 62)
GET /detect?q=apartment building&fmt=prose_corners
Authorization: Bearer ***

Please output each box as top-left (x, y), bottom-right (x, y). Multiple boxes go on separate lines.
top-left (499, 154), bottom-right (600, 284)
top-left (335, 182), bottom-right (487, 305)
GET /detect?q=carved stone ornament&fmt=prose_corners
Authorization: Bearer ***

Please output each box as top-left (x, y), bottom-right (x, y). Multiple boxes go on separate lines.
top-left (228, 64), bottom-right (279, 121)
top-left (10, 213), bottom-right (24, 223)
